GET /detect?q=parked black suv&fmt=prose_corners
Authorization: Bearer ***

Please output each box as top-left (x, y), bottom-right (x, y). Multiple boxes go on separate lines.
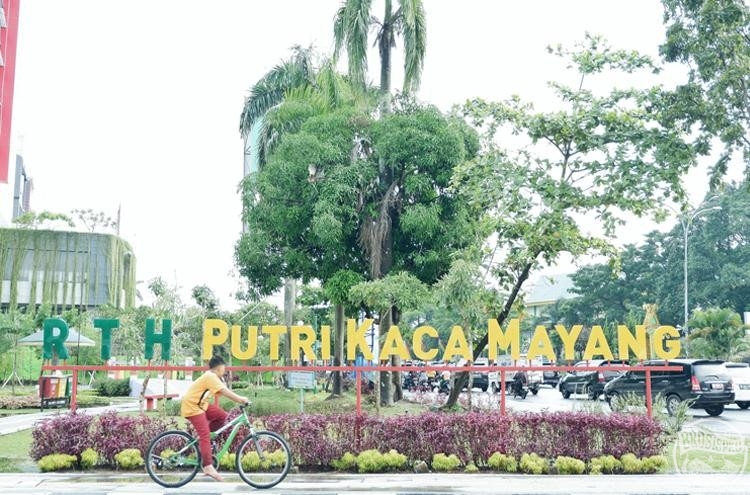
top-left (559, 360), bottom-right (629, 400)
top-left (603, 359), bottom-right (735, 417)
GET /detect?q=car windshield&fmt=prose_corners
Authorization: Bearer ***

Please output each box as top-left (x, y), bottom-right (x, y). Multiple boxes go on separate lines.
top-left (694, 363), bottom-right (731, 380)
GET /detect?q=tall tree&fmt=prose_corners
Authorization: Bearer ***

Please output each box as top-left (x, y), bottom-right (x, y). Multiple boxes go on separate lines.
top-left (444, 35), bottom-right (700, 407)
top-left (661, 0), bottom-right (750, 183)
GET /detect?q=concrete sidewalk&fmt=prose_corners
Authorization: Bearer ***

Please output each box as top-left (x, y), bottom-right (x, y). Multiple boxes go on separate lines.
top-left (0, 472), bottom-right (748, 494)
top-left (0, 402), bottom-right (139, 435)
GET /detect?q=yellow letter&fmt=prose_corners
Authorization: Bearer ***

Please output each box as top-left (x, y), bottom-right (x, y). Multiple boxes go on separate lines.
top-left (487, 319), bottom-right (520, 361)
top-left (378, 326), bottom-right (411, 361)
top-left (320, 325), bottom-right (331, 360)
top-left (617, 325), bottom-right (647, 361)
top-left (262, 325), bottom-right (287, 361)
top-left (527, 325), bottom-right (556, 362)
top-left (230, 325), bottom-right (258, 360)
top-left (202, 319), bottom-right (229, 360)
top-left (653, 326), bottom-right (681, 359)
top-left (554, 324), bottom-right (583, 361)
top-left (291, 325), bottom-right (316, 361)
top-left (413, 326), bottom-right (439, 361)
top-left (347, 319), bottom-right (374, 361)
top-left (443, 326), bottom-right (472, 362)
top-left (583, 326), bottom-right (614, 360)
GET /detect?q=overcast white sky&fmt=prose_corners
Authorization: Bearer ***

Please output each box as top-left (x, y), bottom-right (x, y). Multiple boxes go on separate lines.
top-left (0, 0), bottom-right (731, 310)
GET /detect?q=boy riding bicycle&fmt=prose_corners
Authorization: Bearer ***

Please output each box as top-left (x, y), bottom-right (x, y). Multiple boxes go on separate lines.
top-left (181, 354), bottom-right (248, 481)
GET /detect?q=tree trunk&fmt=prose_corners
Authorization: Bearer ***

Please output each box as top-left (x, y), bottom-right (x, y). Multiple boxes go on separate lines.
top-left (443, 261), bottom-right (536, 409)
top-left (379, 0), bottom-right (393, 101)
top-left (333, 303), bottom-right (345, 395)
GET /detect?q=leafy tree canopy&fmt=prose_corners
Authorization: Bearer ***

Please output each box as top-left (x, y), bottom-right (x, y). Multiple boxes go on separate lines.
top-left (661, 0), bottom-right (750, 183)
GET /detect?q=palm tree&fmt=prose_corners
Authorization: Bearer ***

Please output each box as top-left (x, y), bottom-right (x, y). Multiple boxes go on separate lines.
top-left (688, 308), bottom-right (749, 360)
top-left (333, 0), bottom-right (426, 99)
top-left (239, 45), bottom-right (316, 171)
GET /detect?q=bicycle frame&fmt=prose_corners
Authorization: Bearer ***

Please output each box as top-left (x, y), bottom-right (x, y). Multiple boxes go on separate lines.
top-left (178, 406), bottom-right (254, 467)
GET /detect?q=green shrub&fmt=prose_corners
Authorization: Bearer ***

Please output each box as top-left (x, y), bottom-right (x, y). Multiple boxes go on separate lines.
top-left (114, 449), bottom-right (144, 469)
top-left (219, 452), bottom-right (236, 470)
top-left (589, 455), bottom-right (622, 475)
top-left (331, 452), bottom-right (357, 471)
top-left (554, 456), bottom-right (586, 474)
top-left (519, 453), bottom-right (547, 474)
top-left (80, 448), bottom-right (99, 469)
top-left (431, 453), bottom-right (461, 472)
top-left (620, 453), bottom-right (643, 474)
top-left (352, 449), bottom-right (405, 473)
top-left (356, 449), bottom-right (384, 473)
top-left (76, 395), bottom-right (110, 408)
top-left (164, 399), bottom-right (182, 417)
top-left (95, 378), bottom-right (131, 397)
top-left (642, 455), bottom-right (668, 473)
top-left (383, 450), bottom-right (407, 470)
top-left (487, 452), bottom-right (517, 472)
top-left (464, 462), bottom-right (479, 473)
top-left (38, 454), bottom-right (77, 472)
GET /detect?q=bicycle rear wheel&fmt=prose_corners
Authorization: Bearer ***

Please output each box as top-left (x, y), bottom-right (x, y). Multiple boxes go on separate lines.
top-left (146, 430), bottom-right (200, 488)
top-left (236, 430), bottom-right (291, 489)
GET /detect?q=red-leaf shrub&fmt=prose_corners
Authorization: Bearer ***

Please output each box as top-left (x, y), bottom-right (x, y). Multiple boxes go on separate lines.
top-left (30, 411), bottom-right (94, 461)
top-left (30, 410), bottom-right (177, 465)
top-left (90, 411), bottom-right (178, 465)
top-left (30, 409), bottom-right (665, 469)
top-left (259, 411), bottom-right (666, 467)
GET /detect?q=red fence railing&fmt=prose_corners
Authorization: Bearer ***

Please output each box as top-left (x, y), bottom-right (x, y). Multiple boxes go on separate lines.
top-left (41, 363), bottom-right (683, 417)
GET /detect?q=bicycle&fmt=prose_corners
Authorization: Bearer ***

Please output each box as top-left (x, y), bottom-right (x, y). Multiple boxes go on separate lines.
top-left (145, 403), bottom-right (291, 489)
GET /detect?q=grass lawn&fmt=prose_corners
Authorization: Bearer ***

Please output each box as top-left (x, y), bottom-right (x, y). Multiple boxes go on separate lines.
top-left (0, 429), bottom-right (34, 472)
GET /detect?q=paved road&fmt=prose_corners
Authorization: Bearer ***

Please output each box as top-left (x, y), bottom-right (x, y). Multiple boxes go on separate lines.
top-left (406, 385), bottom-right (750, 436)
top-left (0, 402), bottom-right (140, 435)
top-left (1, 472), bottom-right (750, 495)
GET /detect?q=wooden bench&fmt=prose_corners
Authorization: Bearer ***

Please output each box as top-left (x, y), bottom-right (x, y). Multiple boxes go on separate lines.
top-left (143, 393), bottom-right (179, 411)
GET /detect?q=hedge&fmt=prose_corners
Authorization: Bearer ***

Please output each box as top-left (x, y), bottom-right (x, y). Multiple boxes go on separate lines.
top-left (31, 410), bottom-right (666, 470)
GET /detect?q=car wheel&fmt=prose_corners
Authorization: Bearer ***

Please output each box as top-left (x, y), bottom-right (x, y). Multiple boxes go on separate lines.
top-left (531, 386), bottom-right (539, 395)
top-left (705, 406), bottom-right (724, 417)
top-left (481, 385), bottom-right (488, 392)
top-left (666, 394), bottom-right (682, 416)
top-left (491, 382), bottom-right (499, 394)
top-left (737, 402), bottom-right (750, 410)
top-left (561, 388), bottom-right (571, 399)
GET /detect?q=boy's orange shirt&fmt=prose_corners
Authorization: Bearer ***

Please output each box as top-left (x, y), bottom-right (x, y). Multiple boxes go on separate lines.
top-left (181, 371), bottom-right (226, 418)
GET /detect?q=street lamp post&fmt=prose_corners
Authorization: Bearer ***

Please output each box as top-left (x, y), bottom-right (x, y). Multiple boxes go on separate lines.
top-left (677, 203), bottom-right (721, 350)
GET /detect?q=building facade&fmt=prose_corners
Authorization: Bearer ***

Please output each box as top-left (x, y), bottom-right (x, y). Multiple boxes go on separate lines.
top-left (0, 228), bottom-right (136, 311)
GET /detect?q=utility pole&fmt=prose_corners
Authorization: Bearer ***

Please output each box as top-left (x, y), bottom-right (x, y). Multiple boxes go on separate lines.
top-left (676, 201), bottom-right (721, 354)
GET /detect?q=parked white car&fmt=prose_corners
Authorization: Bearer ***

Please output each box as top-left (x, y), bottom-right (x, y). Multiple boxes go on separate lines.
top-left (725, 362), bottom-right (750, 410)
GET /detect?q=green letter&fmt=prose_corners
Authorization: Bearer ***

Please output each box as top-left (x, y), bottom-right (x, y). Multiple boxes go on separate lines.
top-left (94, 318), bottom-right (119, 360)
top-left (144, 319), bottom-right (172, 360)
top-left (43, 318), bottom-right (70, 360)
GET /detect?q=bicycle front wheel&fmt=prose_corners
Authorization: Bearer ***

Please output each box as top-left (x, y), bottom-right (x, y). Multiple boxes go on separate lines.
top-left (146, 430), bottom-right (200, 488)
top-left (236, 430), bottom-right (292, 489)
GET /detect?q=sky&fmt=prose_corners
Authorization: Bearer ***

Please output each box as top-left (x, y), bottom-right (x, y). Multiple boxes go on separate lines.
top-left (0, 0), bottom-right (735, 311)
